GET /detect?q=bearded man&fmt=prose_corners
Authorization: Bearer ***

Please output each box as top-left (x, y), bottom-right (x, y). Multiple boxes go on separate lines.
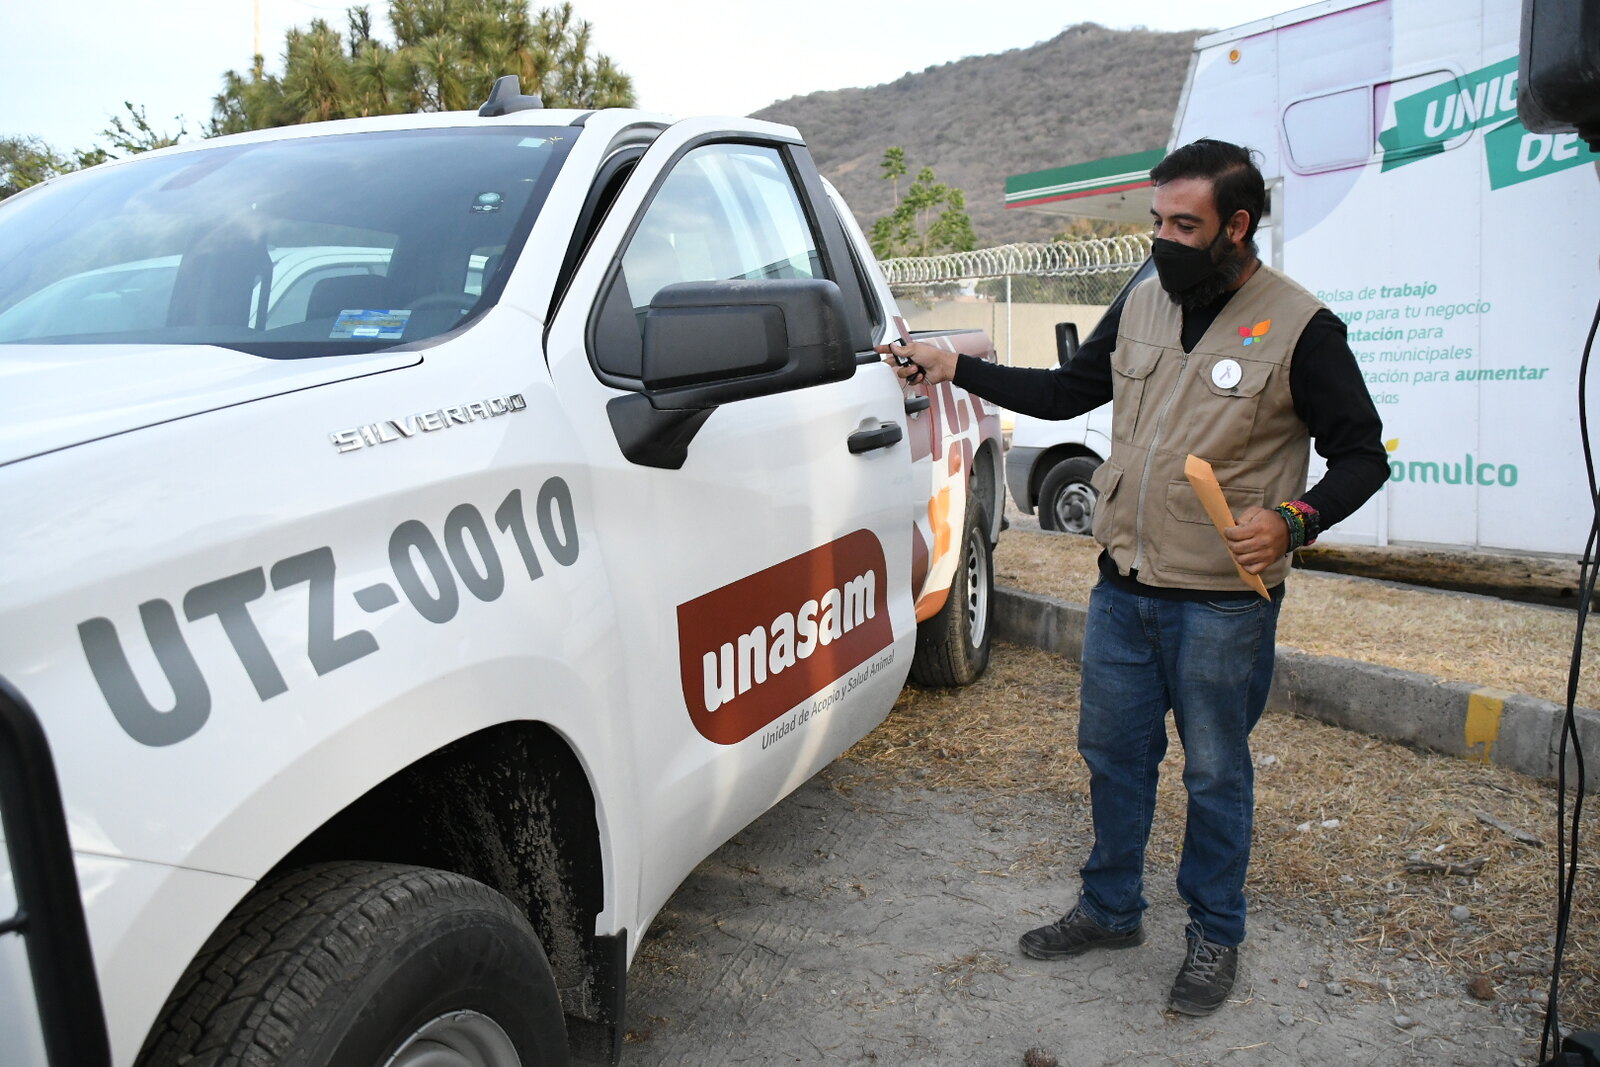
top-left (880, 139), bottom-right (1388, 1015)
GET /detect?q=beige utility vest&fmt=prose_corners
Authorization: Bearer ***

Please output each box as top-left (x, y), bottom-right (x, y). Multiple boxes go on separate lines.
top-left (1091, 264), bottom-right (1323, 591)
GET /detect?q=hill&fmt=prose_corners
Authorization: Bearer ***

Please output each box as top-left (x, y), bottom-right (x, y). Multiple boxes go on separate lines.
top-left (752, 23), bottom-right (1199, 247)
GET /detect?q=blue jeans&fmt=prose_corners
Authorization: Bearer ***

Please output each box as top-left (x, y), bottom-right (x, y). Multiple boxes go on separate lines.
top-left (1074, 578), bottom-right (1281, 948)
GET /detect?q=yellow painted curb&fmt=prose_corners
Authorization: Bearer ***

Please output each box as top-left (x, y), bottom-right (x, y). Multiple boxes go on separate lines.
top-left (1466, 687), bottom-right (1513, 762)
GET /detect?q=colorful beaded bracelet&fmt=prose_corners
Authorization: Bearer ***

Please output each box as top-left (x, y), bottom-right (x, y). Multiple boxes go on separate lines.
top-left (1274, 499), bottom-right (1320, 551)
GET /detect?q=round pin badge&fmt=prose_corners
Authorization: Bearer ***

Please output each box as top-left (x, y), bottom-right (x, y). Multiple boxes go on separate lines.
top-left (1212, 358), bottom-right (1243, 389)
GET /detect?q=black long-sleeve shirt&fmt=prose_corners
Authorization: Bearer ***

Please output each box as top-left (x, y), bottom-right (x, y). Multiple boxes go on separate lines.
top-left (954, 279), bottom-right (1389, 532)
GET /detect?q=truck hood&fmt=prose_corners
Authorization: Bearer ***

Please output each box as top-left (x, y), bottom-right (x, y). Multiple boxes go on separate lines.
top-left (0, 344), bottom-right (421, 466)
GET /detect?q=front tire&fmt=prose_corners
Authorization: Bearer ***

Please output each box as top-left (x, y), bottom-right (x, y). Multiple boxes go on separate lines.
top-left (137, 862), bottom-right (568, 1067)
top-left (909, 501), bottom-right (994, 687)
top-left (1037, 456), bottom-right (1100, 536)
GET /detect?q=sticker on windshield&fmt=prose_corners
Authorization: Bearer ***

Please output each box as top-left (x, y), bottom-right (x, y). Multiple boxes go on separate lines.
top-left (330, 309), bottom-right (411, 340)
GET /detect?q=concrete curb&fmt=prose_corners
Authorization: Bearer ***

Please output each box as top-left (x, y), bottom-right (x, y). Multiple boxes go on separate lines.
top-left (994, 585), bottom-right (1600, 790)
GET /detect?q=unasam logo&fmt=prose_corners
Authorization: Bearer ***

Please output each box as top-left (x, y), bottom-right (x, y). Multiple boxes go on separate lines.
top-left (1385, 438), bottom-right (1519, 487)
top-left (1238, 319), bottom-right (1271, 346)
top-left (676, 530), bottom-right (893, 745)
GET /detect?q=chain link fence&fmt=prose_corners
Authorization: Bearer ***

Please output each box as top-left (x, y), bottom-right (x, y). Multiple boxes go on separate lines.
top-left (881, 234), bottom-right (1151, 368)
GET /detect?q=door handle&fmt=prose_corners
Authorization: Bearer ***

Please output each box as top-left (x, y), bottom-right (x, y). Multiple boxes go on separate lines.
top-left (847, 421), bottom-right (904, 454)
top-left (904, 395), bottom-right (931, 414)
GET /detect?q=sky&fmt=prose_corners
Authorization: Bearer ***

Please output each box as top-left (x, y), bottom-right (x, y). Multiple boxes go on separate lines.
top-left (1, 0), bottom-right (1300, 153)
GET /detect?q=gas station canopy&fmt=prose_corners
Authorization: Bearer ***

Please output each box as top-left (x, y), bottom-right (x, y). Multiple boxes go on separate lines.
top-left (1004, 148), bottom-right (1165, 223)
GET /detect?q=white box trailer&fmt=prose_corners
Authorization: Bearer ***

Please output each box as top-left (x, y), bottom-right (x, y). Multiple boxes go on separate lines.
top-left (1173, 0), bottom-right (1599, 553)
top-left (1012, 0), bottom-right (1599, 556)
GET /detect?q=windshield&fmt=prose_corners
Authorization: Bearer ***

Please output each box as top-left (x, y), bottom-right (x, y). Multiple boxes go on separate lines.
top-left (0, 126), bottom-right (574, 357)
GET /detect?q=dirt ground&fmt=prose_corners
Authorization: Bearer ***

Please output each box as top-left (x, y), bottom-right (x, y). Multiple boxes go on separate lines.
top-left (615, 521), bottom-right (1595, 1066)
top-left (619, 672), bottom-right (1582, 1065)
top-left (619, 724), bottom-right (1533, 1066)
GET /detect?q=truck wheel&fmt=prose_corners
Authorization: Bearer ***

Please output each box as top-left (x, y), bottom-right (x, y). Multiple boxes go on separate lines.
top-left (910, 502), bottom-right (994, 687)
top-left (1038, 457), bottom-right (1100, 536)
top-left (136, 862), bottom-right (568, 1067)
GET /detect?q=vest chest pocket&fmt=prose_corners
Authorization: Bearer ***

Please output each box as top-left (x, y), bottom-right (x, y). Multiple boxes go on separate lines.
top-left (1183, 354), bottom-right (1274, 460)
top-left (1110, 343), bottom-right (1164, 443)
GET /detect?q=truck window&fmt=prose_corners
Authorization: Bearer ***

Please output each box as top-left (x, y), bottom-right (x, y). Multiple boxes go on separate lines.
top-left (592, 142), bottom-right (827, 379)
top-left (619, 143), bottom-right (822, 312)
top-left (258, 234), bottom-right (394, 330)
top-left (829, 199), bottom-right (885, 343)
top-left (1283, 86), bottom-right (1373, 172)
top-left (0, 127), bottom-right (574, 358)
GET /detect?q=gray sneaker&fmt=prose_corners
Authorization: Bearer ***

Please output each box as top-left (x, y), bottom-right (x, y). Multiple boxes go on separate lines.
top-left (1168, 932), bottom-right (1239, 1015)
top-left (1018, 903), bottom-right (1144, 960)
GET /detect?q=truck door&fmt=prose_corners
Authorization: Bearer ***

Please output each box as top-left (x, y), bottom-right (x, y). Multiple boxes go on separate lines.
top-left (543, 120), bottom-right (917, 919)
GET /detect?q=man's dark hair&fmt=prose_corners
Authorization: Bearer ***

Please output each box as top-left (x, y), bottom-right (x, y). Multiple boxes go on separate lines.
top-left (1150, 139), bottom-right (1266, 243)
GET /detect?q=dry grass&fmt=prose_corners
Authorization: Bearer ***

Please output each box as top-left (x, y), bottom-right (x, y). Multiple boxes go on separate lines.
top-left (933, 950), bottom-right (1010, 991)
top-left (846, 640), bottom-right (1600, 1028)
top-left (994, 529), bottom-right (1600, 710)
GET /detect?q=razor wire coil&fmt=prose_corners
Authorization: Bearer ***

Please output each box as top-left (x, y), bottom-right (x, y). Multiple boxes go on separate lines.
top-left (879, 234), bottom-right (1151, 285)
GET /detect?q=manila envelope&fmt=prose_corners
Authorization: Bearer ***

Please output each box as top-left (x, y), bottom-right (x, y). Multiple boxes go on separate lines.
top-left (1182, 454), bottom-right (1271, 600)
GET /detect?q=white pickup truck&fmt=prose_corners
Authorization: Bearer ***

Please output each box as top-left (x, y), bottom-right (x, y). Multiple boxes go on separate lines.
top-left (0, 79), bottom-right (1003, 1067)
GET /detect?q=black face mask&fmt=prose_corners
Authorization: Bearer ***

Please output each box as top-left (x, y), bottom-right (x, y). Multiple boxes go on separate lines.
top-left (1151, 236), bottom-right (1219, 294)
top-left (1151, 231), bottom-right (1252, 309)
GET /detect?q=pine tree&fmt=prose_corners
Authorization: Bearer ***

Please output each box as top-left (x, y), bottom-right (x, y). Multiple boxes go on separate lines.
top-left (210, 0), bottom-right (636, 136)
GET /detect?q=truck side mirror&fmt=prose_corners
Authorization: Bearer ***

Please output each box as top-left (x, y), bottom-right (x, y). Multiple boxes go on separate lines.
top-left (640, 278), bottom-right (857, 409)
top-left (1055, 322), bottom-right (1080, 366)
top-left (605, 278), bottom-right (860, 469)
